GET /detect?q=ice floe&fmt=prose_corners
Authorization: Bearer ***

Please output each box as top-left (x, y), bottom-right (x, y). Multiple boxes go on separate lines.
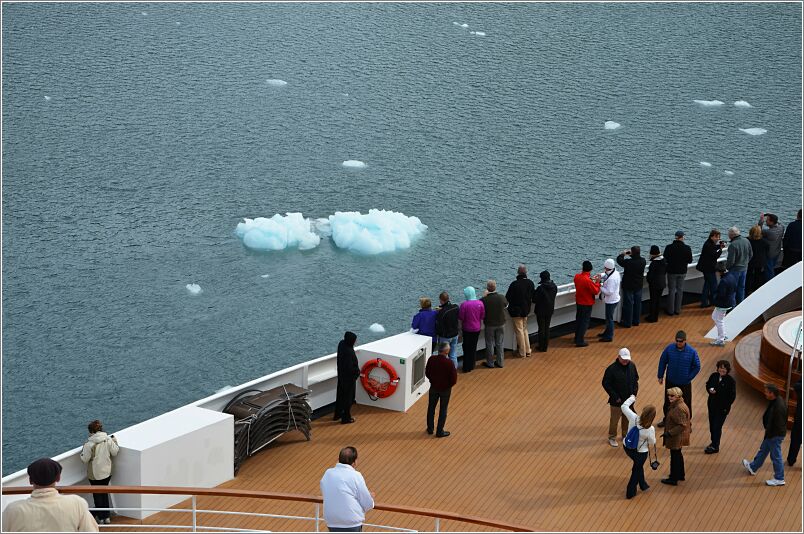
top-left (369, 323), bottom-right (386, 333)
top-left (693, 99), bottom-right (725, 106)
top-left (604, 121), bottom-right (621, 130)
top-left (260, 274), bottom-right (270, 278)
top-left (266, 79), bottom-right (288, 87)
top-left (470, 31), bottom-right (486, 36)
top-left (700, 161), bottom-right (712, 167)
top-left (235, 213), bottom-right (321, 252)
top-left (734, 100), bottom-right (752, 108)
top-left (186, 283), bottom-right (202, 295)
top-left (342, 160), bottom-right (366, 168)
top-left (739, 128), bottom-right (767, 136)
top-left (724, 170), bottom-right (735, 176)
top-left (328, 209), bottom-right (428, 255)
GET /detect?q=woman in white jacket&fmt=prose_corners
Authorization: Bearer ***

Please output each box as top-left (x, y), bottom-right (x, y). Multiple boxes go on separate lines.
top-left (80, 420), bottom-right (119, 524)
top-left (621, 395), bottom-right (656, 499)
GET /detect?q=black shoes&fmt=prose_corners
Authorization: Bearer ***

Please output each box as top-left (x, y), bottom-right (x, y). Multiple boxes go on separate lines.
top-left (576, 342), bottom-right (589, 347)
top-left (599, 338), bottom-right (613, 342)
top-left (482, 362), bottom-right (495, 369)
top-left (657, 421), bottom-right (665, 428)
top-left (341, 418), bottom-right (355, 424)
top-left (660, 478), bottom-right (677, 486)
top-left (426, 428), bottom-right (433, 435)
top-left (436, 431), bottom-right (450, 438)
top-left (705, 446), bottom-right (719, 454)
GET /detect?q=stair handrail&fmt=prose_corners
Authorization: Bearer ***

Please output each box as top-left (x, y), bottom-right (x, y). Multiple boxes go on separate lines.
top-left (785, 318), bottom-right (803, 403)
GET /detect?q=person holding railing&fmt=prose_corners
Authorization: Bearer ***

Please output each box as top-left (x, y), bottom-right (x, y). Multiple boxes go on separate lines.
top-left (644, 245), bottom-right (666, 323)
top-left (320, 446), bottom-right (375, 532)
top-left (695, 229), bottom-right (725, 308)
top-left (663, 230), bottom-right (693, 316)
top-left (725, 226), bottom-right (752, 304)
top-left (80, 420), bottom-right (119, 525)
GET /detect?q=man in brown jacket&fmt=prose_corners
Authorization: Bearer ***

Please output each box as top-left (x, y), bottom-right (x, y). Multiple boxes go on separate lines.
top-left (425, 342), bottom-right (458, 438)
top-left (660, 387), bottom-right (691, 486)
top-left (743, 383), bottom-right (787, 486)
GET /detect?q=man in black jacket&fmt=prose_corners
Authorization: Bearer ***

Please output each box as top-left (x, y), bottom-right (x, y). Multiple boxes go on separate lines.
top-left (743, 383), bottom-right (787, 486)
top-left (601, 347), bottom-right (639, 448)
top-left (435, 291), bottom-right (460, 369)
top-left (335, 331), bottom-right (360, 424)
top-left (532, 271), bottom-right (557, 352)
top-left (616, 246), bottom-right (647, 328)
top-left (505, 264), bottom-right (535, 358)
top-left (645, 245), bottom-right (666, 323)
top-left (664, 231), bottom-right (693, 316)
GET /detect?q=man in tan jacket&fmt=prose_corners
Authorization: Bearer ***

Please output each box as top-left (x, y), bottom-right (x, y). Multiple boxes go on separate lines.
top-left (2, 458), bottom-right (99, 532)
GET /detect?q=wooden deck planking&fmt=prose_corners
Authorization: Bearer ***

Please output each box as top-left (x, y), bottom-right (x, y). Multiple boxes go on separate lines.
top-left (110, 304), bottom-right (801, 532)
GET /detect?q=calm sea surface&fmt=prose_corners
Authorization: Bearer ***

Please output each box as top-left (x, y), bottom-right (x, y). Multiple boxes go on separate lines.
top-left (2, 3), bottom-right (801, 475)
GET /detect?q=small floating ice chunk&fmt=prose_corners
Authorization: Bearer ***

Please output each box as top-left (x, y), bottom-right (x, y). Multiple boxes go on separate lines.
top-left (470, 31), bottom-right (486, 36)
top-left (460, 23), bottom-right (469, 28)
top-left (43, 96), bottom-right (51, 101)
top-left (342, 160), bottom-right (366, 168)
top-left (734, 100), bottom-right (752, 108)
top-left (266, 79), bottom-right (288, 86)
top-left (186, 283), bottom-right (202, 295)
top-left (328, 209), bottom-right (428, 255)
top-left (141, 11), bottom-right (147, 16)
top-left (739, 127), bottom-right (767, 136)
top-left (175, 22), bottom-right (181, 26)
top-left (693, 99), bottom-right (725, 106)
top-left (260, 274), bottom-right (270, 278)
top-left (700, 161), bottom-right (712, 167)
top-left (604, 121), bottom-right (621, 130)
top-left (724, 170), bottom-right (735, 176)
top-left (234, 213), bottom-right (321, 251)
top-left (369, 323), bottom-right (386, 333)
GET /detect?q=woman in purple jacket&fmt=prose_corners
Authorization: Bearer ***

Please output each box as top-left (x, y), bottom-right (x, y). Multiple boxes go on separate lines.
top-left (411, 297), bottom-right (438, 348)
top-left (459, 286), bottom-right (485, 373)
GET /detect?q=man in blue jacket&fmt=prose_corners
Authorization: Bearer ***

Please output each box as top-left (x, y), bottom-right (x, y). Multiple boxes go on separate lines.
top-left (657, 330), bottom-right (701, 427)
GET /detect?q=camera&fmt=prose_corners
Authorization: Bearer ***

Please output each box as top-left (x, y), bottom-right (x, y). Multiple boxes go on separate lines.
top-left (650, 460), bottom-right (660, 470)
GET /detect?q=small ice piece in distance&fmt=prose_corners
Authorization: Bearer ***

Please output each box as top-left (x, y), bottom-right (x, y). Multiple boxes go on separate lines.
top-left (260, 274), bottom-right (270, 278)
top-left (693, 99), bottom-right (725, 106)
top-left (724, 170), bottom-right (735, 176)
top-left (604, 121), bottom-right (621, 130)
top-left (186, 283), bottom-right (202, 295)
top-left (342, 160), bottom-right (366, 168)
top-left (471, 31), bottom-right (486, 36)
top-left (700, 161), bottom-right (712, 167)
top-left (266, 79), bottom-right (288, 86)
top-left (141, 11), bottom-right (147, 16)
top-left (369, 323), bottom-right (386, 333)
top-left (461, 23), bottom-right (469, 28)
top-left (734, 100), bottom-right (752, 108)
top-left (739, 128), bottom-right (767, 136)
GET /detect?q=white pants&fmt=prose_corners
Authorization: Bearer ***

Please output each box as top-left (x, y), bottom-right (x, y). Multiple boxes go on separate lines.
top-left (712, 307), bottom-right (727, 342)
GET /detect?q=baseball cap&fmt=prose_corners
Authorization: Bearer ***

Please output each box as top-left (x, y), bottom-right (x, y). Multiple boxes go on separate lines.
top-left (618, 348), bottom-right (631, 360)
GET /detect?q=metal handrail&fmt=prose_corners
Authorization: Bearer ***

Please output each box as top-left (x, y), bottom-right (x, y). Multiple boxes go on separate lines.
top-left (784, 319), bottom-right (803, 403)
top-left (1, 485), bottom-right (533, 532)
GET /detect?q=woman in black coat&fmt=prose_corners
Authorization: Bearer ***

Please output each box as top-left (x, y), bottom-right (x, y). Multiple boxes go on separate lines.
top-left (704, 359), bottom-right (737, 454)
top-left (334, 331), bottom-right (360, 424)
top-left (746, 224), bottom-right (769, 296)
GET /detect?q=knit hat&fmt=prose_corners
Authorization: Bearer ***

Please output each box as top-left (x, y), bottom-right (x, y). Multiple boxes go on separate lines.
top-left (27, 458), bottom-right (62, 486)
top-left (604, 258), bottom-right (615, 270)
top-left (463, 286), bottom-right (477, 301)
top-left (650, 245), bottom-right (660, 255)
top-left (618, 348), bottom-right (631, 360)
top-left (539, 270), bottom-right (550, 282)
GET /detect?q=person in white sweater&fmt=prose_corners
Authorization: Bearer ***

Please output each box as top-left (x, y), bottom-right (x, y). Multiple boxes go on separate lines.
top-left (621, 395), bottom-right (657, 499)
top-left (80, 420), bottom-right (119, 524)
top-left (598, 259), bottom-right (621, 342)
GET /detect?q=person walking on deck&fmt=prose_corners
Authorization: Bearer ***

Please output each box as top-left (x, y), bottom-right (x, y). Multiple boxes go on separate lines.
top-left (425, 342), bottom-right (458, 438)
top-left (458, 286), bottom-right (484, 373)
top-left (644, 245), bottom-right (666, 323)
top-left (663, 230), bottom-right (693, 316)
top-left (481, 280), bottom-right (507, 368)
top-left (435, 291), bottom-right (460, 369)
top-left (758, 212), bottom-right (785, 280)
top-left (660, 387), bottom-right (691, 486)
top-left (725, 226), bottom-right (752, 304)
top-left (532, 270), bottom-right (557, 352)
top-left (621, 395), bottom-right (656, 499)
top-left (334, 331), bottom-right (360, 424)
top-left (616, 246), bottom-right (646, 327)
top-left (695, 229), bottom-right (725, 307)
top-left (781, 208), bottom-right (802, 269)
top-left (743, 383), bottom-right (787, 486)
top-left (573, 260), bottom-right (601, 347)
top-left (656, 330), bottom-right (700, 426)
top-left (79, 420), bottom-right (119, 524)
top-left (320, 447), bottom-right (375, 532)
top-left (602, 347), bottom-right (639, 447)
top-left (704, 360), bottom-right (736, 454)
top-left (598, 259), bottom-right (621, 342)
top-left (505, 264), bottom-right (535, 357)
top-left (709, 268), bottom-right (737, 347)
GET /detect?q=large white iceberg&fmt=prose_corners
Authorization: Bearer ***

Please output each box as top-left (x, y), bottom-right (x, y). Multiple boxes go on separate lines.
top-left (328, 209), bottom-right (428, 255)
top-left (235, 213), bottom-right (321, 251)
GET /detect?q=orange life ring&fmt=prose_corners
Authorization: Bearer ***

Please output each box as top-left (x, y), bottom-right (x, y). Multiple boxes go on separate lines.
top-left (360, 358), bottom-right (400, 399)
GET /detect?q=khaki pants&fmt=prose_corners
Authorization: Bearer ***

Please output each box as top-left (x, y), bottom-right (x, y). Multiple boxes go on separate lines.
top-left (609, 405), bottom-right (628, 440)
top-left (511, 316), bottom-right (530, 357)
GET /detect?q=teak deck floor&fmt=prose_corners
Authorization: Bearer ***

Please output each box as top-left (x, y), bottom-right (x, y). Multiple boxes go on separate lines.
top-left (114, 304), bottom-right (802, 532)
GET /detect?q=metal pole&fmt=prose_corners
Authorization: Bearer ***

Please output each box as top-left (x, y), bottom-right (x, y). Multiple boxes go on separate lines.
top-left (434, 517), bottom-right (440, 532)
top-left (785, 320), bottom-right (802, 403)
top-left (192, 495), bottom-right (197, 532)
top-left (315, 503), bottom-right (320, 532)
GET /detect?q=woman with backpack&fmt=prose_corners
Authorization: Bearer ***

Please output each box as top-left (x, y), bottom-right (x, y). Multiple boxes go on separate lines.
top-left (621, 395), bottom-right (657, 499)
top-left (80, 420), bottom-right (119, 524)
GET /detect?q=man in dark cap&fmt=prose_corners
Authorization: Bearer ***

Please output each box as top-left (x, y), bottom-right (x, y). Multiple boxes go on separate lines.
top-left (2, 458), bottom-right (99, 532)
top-left (334, 331), bottom-right (360, 424)
top-left (533, 270), bottom-right (558, 352)
top-left (573, 260), bottom-right (601, 347)
top-left (645, 245), bottom-right (666, 323)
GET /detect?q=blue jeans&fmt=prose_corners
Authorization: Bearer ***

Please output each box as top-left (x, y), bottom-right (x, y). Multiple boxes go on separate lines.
top-left (765, 256), bottom-right (779, 281)
top-left (601, 302), bottom-right (617, 340)
top-left (437, 335), bottom-right (459, 369)
top-left (734, 270), bottom-right (747, 304)
top-left (574, 305), bottom-right (593, 345)
top-left (701, 271), bottom-right (717, 307)
top-left (621, 288), bottom-right (642, 326)
top-left (750, 436), bottom-right (785, 480)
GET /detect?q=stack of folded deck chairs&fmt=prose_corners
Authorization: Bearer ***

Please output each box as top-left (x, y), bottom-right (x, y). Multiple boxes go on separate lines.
top-left (223, 383), bottom-right (312, 474)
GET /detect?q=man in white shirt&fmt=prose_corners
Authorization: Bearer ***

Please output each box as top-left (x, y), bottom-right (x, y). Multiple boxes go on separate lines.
top-left (598, 258), bottom-right (621, 342)
top-left (2, 458), bottom-right (99, 532)
top-left (320, 447), bottom-right (375, 532)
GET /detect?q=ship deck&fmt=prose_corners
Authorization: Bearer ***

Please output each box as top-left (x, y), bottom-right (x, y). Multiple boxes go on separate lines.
top-left (115, 304), bottom-right (802, 532)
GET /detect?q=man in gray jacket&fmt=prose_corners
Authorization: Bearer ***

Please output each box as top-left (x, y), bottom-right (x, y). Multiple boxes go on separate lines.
top-left (758, 212), bottom-right (785, 281)
top-left (725, 226), bottom-right (752, 304)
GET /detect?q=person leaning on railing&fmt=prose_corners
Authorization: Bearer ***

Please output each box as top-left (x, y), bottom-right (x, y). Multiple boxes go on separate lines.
top-left (80, 419), bottom-right (119, 525)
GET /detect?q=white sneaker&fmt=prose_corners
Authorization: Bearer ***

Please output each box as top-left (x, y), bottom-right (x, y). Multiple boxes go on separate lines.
top-left (709, 340), bottom-right (726, 347)
top-left (766, 478), bottom-right (785, 486)
top-left (743, 459), bottom-right (756, 475)
top-left (608, 438), bottom-right (618, 448)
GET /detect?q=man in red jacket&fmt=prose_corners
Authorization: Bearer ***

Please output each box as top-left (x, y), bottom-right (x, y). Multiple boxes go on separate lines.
top-left (425, 342), bottom-right (458, 438)
top-left (574, 260), bottom-right (601, 347)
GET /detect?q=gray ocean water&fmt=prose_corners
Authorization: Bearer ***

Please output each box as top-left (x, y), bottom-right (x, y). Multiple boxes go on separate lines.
top-left (2, 3), bottom-right (801, 475)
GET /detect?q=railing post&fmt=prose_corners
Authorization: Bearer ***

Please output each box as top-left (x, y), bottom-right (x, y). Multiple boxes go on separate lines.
top-left (192, 495), bottom-right (197, 532)
top-left (315, 503), bottom-right (320, 532)
top-left (434, 517), bottom-right (440, 532)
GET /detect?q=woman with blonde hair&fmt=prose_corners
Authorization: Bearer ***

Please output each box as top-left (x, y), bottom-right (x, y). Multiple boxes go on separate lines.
top-left (746, 224), bottom-right (768, 295)
top-left (80, 420), bottom-right (119, 524)
top-left (661, 387), bottom-right (691, 486)
top-left (621, 395), bottom-right (657, 499)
